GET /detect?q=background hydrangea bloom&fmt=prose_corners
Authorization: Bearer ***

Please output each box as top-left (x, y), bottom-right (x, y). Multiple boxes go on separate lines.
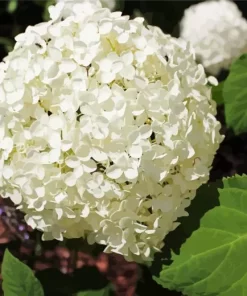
top-left (180, 0), bottom-right (247, 75)
top-left (0, 0), bottom-right (223, 262)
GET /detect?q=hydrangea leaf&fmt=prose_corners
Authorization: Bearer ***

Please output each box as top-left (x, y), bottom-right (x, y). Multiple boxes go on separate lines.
top-left (2, 249), bottom-right (44, 296)
top-left (212, 81), bottom-right (224, 105)
top-left (154, 174), bottom-right (247, 296)
top-left (223, 54), bottom-right (247, 135)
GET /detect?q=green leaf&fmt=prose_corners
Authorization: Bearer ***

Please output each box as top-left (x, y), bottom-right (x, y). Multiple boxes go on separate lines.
top-left (2, 249), bottom-right (44, 296)
top-left (76, 285), bottom-right (111, 296)
top-left (223, 53), bottom-right (247, 135)
top-left (154, 175), bottom-right (247, 296)
top-left (212, 81), bottom-right (224, 105)
top-left (7, 0), bottom-right (18, 14)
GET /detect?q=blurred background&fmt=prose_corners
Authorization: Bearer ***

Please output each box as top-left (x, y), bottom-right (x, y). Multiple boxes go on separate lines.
top-left (1, 1), bottom-right (247, 296)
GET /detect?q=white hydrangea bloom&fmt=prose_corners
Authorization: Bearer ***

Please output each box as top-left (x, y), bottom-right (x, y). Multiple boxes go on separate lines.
top-left (56, 0), bottom-right (116, 11)
top-left (0, 1), bottom-right (223, 262)
top-left (180, 0), bottom-right (247, 75)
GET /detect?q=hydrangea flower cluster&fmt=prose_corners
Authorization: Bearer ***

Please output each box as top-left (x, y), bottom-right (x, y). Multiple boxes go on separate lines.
top-left (0, 0), bottom-right (223, 262)
top-left (180, 0), bottom-right (247, 75)
top-left (57, 0), bottom-right (116, 11)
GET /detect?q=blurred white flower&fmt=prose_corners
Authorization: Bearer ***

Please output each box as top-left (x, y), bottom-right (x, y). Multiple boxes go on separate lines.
top-left (56, 0), bottom-right (116, 11)
top-left (180, 0), bottom-right (247, 75)
top-left (0, 0), bottom-right (223, 262)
